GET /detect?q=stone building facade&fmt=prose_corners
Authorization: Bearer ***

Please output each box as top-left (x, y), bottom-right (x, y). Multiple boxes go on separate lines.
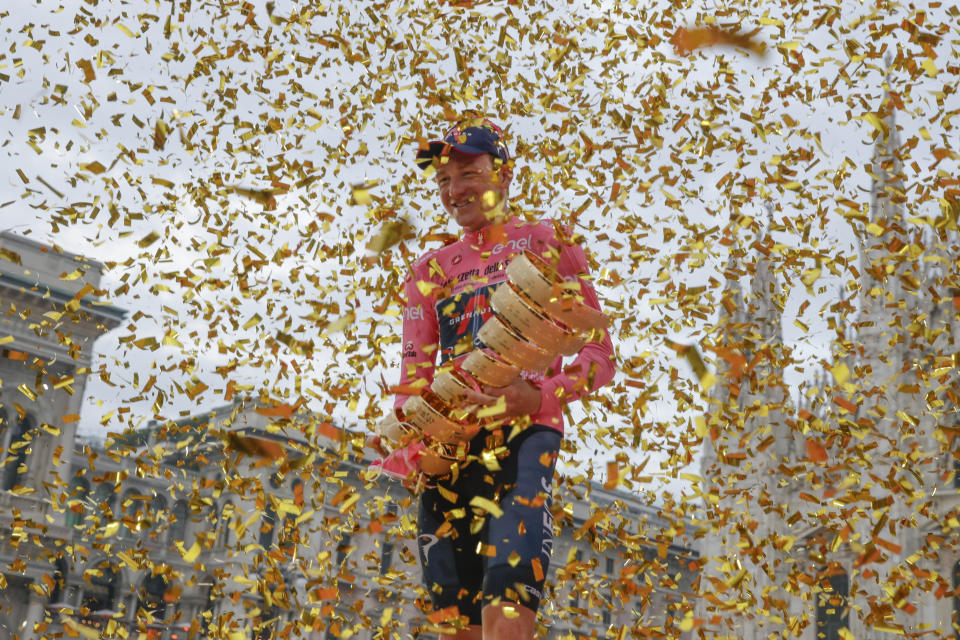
top-left (0, 231), bottom-right (125, 637)
top-left (45, 401), bottom-right (699, 640)
top-left (698, 90), bottom-right (960, 638)
top-left (0, 231), bottom-right (699, 639)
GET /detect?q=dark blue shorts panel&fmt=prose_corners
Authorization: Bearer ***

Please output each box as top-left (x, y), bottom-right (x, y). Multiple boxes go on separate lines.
top-left (417, 426), bottom-right (561, 626)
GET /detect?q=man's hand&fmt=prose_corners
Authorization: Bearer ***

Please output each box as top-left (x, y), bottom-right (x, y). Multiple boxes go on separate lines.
top-left (366, 435), bottom-right (426, 493)
top-left (460, 379), bottom-right (542, 418)
top-left (365, 435), bottom-right (389, 458)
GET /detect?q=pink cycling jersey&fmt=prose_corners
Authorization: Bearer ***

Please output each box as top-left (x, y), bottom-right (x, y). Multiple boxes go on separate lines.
top-left (394, 215), bottom-right (615, 434)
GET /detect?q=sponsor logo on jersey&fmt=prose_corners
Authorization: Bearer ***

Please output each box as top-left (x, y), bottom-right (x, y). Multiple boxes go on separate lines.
top-left (484, 260), bottom-right (505, 275)
top-left (403, 305), bottom-right (424, 321)
top-left (435, 284), bottom-right (496, 362)
top-left (540, 475), bottom-right (555, 560)
top-left (521, 584), bottom-right (543, 599)
top-left (490, 232), bottom-right (534, 256)
top-left (452, 254), bottom-right (463, 265)
top-left (419, 533), bottom-right (440, 564)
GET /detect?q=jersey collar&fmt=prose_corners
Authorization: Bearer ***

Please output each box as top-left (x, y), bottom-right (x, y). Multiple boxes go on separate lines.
top-left (462, 204), bottom-right (519, 246)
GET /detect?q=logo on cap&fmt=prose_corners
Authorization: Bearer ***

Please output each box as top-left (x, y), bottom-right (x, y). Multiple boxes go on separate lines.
top-left (416, 117), bottom-right (510, 170)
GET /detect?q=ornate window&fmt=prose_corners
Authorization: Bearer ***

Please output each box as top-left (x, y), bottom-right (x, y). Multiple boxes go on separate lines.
top-left (91, 480), bottom-right (116, 519)
top-left (278, 515), bottom-right (299, 556)
top-left (126, 492), bottom-right (168, 540)
top-left (199, 579), bottom-right (218, 635)
top-left (255, 603), bottom-right (278, 640)
top-left (953, 433), bottom-right (960, 490)
top-left (151, 494), bottom-right (166, 517)
top-left (569, 548), bottom-right (583, 610)
top-left (953, 560), bottom-right (960, 637)
top-left (168, 500), bottom-right (188, 547)
top-left (49, 556), bottom-right (69, 607)
top-left (602, 556), bottom-right (615, 625)
top-left (66, 477), bottom-right (91, 529)
top-left (952, 412), bottom-right (960, 490)
top-left (136, 573), bottom-right (168, 622)
top-left (336, 533), bottom-right (353, 571)
top-left (259, 504), bottom-right (277, 549)
top-left (2, 413), bottom-right (34, 490)
top-left (217, 502), bottom-right (235, 549)
top-left (0, 408), bottom-right (7, 455)
top-left (815, 566), bottom-right (849, 640)
top-left (80, 560), bottom-right (120, 622)
top-left (120, 489), bottom-right (139, 538)
top-left (664, 596), bottom-right (679, 634)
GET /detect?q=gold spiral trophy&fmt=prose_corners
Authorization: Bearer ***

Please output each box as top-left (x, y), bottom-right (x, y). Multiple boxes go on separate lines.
top-left (375, 251), bottom-right (609, 491)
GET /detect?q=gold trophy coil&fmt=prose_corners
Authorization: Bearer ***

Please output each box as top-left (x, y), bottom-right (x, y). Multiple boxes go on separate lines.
top-left (378, 248), bottom-right (610, 490)
top-left (506, 251), bottom-right (608, 332)
top-left (489, 280), bottom-right (587, 356)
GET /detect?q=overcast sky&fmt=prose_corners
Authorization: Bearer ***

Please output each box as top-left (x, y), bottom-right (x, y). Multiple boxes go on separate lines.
top-left (2, 0), bottom-right (957, 498)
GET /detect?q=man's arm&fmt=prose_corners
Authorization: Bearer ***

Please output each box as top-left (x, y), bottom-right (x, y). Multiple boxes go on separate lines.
top-left (531, 240), bottom-right (616, 420)
top-left (367, 267), bottom-right (439, 475)
top-left (470, 238), bottom-right (616, 422)
top-left (393, 268), bottom-right (440, 413)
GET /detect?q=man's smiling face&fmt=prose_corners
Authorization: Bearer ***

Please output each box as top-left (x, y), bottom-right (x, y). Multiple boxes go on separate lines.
top-left (435, 150), bottom-right (512, 232)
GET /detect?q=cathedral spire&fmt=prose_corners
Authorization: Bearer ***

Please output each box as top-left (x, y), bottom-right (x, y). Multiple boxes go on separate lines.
top-left (747, 202), bottom-right (784, 345)
top-left (719, 228), bottom-right (747, 344)
top-left (869, 54), bottom-right (905, 228)
top-left (857, 55), bottom-right (908, 332)
top-left (717, 207), bottom-right (785, 352)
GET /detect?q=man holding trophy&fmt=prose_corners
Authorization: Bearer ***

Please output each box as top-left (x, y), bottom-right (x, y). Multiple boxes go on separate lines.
top-left (371, 117), bottom-right (616, 640)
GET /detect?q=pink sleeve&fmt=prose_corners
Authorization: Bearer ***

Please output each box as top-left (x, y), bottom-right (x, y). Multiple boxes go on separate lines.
top-left (394, 264), bottom-right (439, 412)
top-left (532, 240), bottom-right (616, 421)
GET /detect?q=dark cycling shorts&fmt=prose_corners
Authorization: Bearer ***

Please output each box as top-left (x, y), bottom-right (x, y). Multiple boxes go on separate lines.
top-left (417, 425), bottom-right (561, 626)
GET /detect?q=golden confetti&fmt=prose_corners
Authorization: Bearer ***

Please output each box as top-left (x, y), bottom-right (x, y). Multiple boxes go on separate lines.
top-left (671, 25), bottom-right (767, 56)
top-left (468, 496), bottom-right (504, 518)
top-left (0, 0), bottom-right (954, 637)
top-left (366, 217), bottom-right (414, 254)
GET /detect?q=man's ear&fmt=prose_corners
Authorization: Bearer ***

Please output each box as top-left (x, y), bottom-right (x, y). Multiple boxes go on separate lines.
top-left (497, 164), bottom-right (514, 191)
